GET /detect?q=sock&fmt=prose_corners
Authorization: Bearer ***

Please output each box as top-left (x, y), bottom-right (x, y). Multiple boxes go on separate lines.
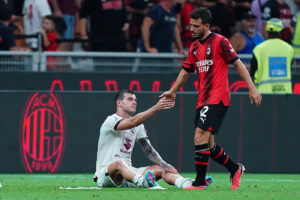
top-left (132, 175), bottom-right (148, 188)
top-left (210, 144), bottom-right (238, 175)
top-left (192, 144), bottom-right (210, 186)
top-left (175, 177), bottom-right (193, 189)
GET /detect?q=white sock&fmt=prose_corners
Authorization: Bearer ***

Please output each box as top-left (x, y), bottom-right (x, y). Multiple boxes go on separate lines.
top-left (175, 177), bottom-right (193, 189)
top-left (133, 175), bottom-right (149, 188)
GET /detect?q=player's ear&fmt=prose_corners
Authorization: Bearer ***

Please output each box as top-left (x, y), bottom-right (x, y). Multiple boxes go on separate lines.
top-left (116, 99), bottom-right (121, 106)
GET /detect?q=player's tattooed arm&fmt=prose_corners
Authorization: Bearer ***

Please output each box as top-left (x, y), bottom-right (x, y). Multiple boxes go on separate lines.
top-left (138, 137), bottom-right (165, 165)
top-left (138, 138), bottom-right (178, 176)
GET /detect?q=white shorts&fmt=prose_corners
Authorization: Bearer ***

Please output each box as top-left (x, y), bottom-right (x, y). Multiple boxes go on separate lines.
top-left (96, 165), bottom-right (147, 187)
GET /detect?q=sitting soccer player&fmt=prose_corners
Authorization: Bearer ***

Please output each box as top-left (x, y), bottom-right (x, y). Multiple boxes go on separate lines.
top-left (94, 89), bottom-right (212, 188)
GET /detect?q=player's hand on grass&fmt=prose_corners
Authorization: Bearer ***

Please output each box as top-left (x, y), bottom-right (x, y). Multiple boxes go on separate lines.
top-left (249, 86), bottom-right (262, 106)
top-left (160, 162), bottom-right (179, 178)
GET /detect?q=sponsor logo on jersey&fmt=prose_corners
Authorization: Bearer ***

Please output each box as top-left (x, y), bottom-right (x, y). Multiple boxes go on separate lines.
top-left (21, 93), bottom-right (65, 173)
top-left (195, 60), bottom-right (213, 73)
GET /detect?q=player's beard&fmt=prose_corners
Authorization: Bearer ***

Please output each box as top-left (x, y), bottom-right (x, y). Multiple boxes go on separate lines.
top-left (198, 27), bottom-right (205, 40)
top-left (192, 27), bottom-right (205, 40)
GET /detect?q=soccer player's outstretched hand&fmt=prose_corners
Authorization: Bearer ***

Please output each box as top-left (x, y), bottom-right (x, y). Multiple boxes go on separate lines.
top-left (159, 91), bottom-right (176, 101)
top-left (155, 98), bottom-right (175, 110)
top-left (249, 86), bottom-right (262, 106)
top-left (160, 162), bottom-right (179, 178)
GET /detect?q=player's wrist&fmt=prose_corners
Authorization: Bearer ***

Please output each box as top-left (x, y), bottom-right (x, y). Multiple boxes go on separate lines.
top-left (160, 161), bottom-right (168, 168)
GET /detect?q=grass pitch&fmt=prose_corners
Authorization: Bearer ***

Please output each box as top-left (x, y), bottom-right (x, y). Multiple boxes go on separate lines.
top-left (0, 173), bottom-right (299, 200)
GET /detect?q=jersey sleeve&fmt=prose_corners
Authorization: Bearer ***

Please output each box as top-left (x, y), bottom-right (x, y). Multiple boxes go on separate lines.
top-left (220, 37), bottom-right (238, 64)
top-left (101, 115), bottom-right (123, 135)
top-left (182, 48), bottom-right (196, 72)
top-left (136, 124), bottom-right (148, 140)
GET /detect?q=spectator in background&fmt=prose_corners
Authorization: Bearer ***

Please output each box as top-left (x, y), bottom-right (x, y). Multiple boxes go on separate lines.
top-left (0, 6), bottom-right (17, 50)
top-left (39, 15), bottom-right (58, 51)
top-left (251, 18), bottom-right (294, 93)
top-left (251, 0), bottom-right (268, 36)
top-left (141, 0), bottom-right (186, 54)
top-left (232, 0), bottom-right (252, 21)
top-left (49, 0), bottom-right (81, 51)
top-left (292, 0), bottom-right (300, 54)
top-left (79, 0), bottom-right (128, 52)
top-left (209, 0), bottom-right (236, 38)
top-left (126, 0), bottom-right (153, 51)
top-left (39, 15), bottom-right (59, 71)
top-left (179, 0), bottom-right (204, 49)
top-left (230, 11), bottom-right (264, 54)
top-left (262, 0), bottom-right (293, 43)
top-left (22, 0), bottom-right (52, 50)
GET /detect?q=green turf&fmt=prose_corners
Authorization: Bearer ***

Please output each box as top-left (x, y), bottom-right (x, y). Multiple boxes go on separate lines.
top-left (0, 173), bottom-right (300, 200)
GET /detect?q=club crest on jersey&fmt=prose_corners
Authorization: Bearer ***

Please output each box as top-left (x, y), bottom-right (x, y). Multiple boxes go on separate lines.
top-left (193, 49), bottom-right (197, 56)
top-left (21, 93), bottom-right (65, 173)
top-left (196, 60), bottom-right (213, 73)
top-left (123, 138), bottom-right (132, 150)
top-left (206, 46), bottom-right (211, 55)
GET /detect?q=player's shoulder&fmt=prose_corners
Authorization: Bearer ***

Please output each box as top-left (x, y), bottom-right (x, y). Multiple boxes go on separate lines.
top-left (107, 113), bottom-right (123, 121)
top-left (213, 33), bottom-right (228, 41)
top-left (213, 33), bottom-right (231, 47)
top-left (103, 113), bottom-right (122, 125)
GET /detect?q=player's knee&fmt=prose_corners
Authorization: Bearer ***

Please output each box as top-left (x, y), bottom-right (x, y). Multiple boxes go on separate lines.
top-left (194, 130), bottom-right (210, 144)
top-left (114, 160), bottom-right (127, 170)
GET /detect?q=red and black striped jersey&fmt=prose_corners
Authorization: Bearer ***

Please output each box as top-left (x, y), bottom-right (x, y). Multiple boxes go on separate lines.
top-left (182, 33), bottom-right (238, 108)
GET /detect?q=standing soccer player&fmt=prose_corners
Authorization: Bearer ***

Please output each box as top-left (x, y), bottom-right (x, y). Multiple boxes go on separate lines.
top-left (160, 8), bottom-right (262, 190)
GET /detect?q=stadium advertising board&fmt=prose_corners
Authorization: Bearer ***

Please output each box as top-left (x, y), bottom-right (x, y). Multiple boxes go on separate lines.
top-left (0, 72), bottom-right (300, 93)
top-left (0, 92), bottom-right (300, 173)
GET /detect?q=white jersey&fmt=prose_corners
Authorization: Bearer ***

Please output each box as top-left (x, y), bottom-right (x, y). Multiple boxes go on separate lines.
top-left (95, 114), bottom-right (147, 178)
top-left (22, 0), bottom-right (52, 48)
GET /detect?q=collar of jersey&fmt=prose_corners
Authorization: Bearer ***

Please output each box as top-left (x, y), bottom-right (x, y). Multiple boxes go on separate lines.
top-left (199, 33), bottom-right (213, 44)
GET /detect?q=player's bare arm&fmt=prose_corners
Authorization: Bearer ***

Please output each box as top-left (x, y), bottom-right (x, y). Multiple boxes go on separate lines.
top-left (115, 98), bottom-right (174, 130)
top-left (138, 137), bottom-right (178, 177)
top-left (160, 69), bottom-right (190, 101)
top-left (233, 59), bottom-right (262, 106)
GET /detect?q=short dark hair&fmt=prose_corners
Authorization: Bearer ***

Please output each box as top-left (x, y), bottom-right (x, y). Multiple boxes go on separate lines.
top-left (0, 6), bottom-right (12, 22)
top-left (189, 7), bottom-right (212, 25)
top-left (44, 15), bottom-right (56, 26)
top-left (114, 89), bottom-right (135, 103)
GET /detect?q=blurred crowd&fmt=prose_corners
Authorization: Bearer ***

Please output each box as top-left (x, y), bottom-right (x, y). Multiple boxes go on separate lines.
top-left (0, 0), bottom-right (299, 55)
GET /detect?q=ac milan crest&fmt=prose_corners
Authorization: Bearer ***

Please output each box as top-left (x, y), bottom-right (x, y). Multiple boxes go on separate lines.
top-left (21, 93), bottom-right (65, 173)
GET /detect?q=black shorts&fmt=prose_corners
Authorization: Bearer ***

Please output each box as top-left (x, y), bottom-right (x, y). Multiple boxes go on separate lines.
top-left (194, 101), bottom-right (228, 135)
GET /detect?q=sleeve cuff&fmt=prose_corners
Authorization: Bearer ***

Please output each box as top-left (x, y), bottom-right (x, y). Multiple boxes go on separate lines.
top-left (182, 66), bottom-right (194, 73)
top-left (229, 57), bottom-right (239, 64)
top-left (113, 119), bottom-right (124, 130)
